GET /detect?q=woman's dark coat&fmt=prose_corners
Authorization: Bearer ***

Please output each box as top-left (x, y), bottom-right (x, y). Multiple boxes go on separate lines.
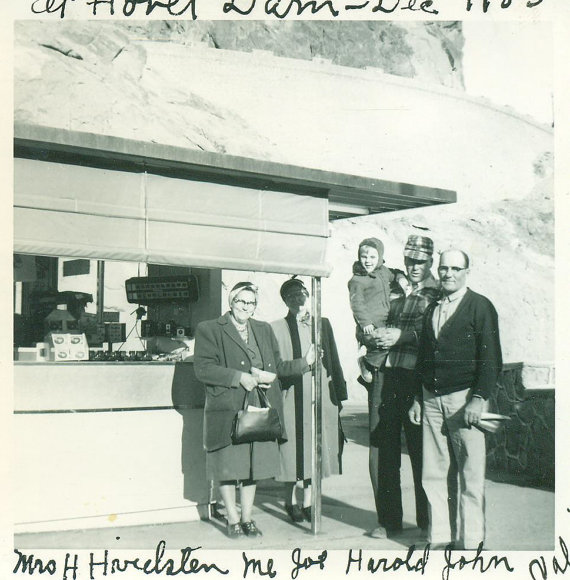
top-left (194, 312), bottom-right (309, 452)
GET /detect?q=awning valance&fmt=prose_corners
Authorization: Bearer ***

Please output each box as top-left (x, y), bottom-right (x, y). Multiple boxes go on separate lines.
top-left (14, 158), bottom-right (330, 276)
top-left (14, 124), bottom-right (456, 276)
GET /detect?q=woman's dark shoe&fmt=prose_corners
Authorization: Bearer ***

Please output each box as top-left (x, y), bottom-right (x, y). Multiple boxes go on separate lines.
top-left (302, 507), bottom-right (312, 522)
top-left (227, 522), bottom-right (244, 538)
top-left (241, 520), bottom-right (263, 537)
top-left (285, 503), bottom-right (304, 523)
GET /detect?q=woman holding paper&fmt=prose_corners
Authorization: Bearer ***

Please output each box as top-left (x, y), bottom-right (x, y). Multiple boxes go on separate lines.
top-left (194, 281), bottom-right (314, 539)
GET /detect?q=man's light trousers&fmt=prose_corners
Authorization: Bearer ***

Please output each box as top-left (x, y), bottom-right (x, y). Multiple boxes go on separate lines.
top-left (422, 387), bottom-right (487, 549)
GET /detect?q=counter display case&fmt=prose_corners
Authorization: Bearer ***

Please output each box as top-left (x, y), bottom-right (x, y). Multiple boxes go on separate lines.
top-left (14, 361), bottom-right (209, 533)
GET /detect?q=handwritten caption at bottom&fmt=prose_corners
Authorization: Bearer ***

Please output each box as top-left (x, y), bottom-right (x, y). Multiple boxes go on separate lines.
top-left (12, 537), bottom-right (570, 579)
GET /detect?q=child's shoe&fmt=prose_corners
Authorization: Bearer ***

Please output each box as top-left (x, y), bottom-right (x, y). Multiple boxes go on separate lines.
top-left (358, 356), bottom-right (373, 384)
top-left (365, 349), bottom-right (388, 369)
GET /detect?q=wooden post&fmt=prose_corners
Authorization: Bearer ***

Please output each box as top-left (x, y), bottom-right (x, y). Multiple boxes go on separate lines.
top-left (311, 276), bottom-right (322, 534)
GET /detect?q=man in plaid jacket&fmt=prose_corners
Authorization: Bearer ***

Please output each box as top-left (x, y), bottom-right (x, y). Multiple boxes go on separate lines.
top-left (370, 235), bottom-right (439, 539)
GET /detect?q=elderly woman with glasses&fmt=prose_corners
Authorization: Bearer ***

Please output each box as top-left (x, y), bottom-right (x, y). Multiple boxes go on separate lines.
top-left (194, 281), bottom-right (315, 539)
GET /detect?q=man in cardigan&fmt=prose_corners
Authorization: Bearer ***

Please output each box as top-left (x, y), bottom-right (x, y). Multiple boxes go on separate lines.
top-left (371, 235), bottom-right (439, 539)
top-left (408, 249), bottom-right (502, 550)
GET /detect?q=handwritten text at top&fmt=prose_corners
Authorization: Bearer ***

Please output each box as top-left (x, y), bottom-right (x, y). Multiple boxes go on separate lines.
top-left (29, 0), bottom-right (545, 20)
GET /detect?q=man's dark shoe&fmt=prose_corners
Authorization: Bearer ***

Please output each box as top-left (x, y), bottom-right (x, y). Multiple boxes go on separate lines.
top-left (386, 525), bottom-right (404, 538)
top-left (367, 526), bottom-right (387, 539)
top-left (302, 507), bottom-right (312, 522)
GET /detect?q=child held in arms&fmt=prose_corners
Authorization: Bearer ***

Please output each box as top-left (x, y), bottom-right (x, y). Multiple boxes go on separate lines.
top-left (348, 237), bottom-right (408, 384)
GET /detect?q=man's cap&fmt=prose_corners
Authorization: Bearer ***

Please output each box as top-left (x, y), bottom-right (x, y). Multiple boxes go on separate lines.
top-left (280, 277), bottom-right (308, 301)
top-left (404, 235), bottom-right (434, 260)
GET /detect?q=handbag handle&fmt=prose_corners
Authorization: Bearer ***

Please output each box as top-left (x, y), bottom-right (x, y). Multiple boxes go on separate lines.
top-left (242, 386), bottom-right (272, 411)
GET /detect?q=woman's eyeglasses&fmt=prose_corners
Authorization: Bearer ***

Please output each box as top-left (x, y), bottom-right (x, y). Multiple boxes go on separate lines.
top-left (233, 299), bottom-right (257, 308)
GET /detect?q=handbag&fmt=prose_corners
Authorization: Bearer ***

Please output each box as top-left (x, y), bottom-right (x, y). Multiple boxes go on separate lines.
top-left (231, 387), bottom-right (282, 444)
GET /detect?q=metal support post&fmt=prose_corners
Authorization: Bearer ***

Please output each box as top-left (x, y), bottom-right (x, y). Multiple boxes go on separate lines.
top-left (311, 276), bottom-right (322, 534)
top-left (96, 260), bottom-right (106, 350)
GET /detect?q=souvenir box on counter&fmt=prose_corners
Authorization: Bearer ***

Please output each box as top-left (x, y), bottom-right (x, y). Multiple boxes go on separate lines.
top-left (45, 333), bottom-right (89, 362)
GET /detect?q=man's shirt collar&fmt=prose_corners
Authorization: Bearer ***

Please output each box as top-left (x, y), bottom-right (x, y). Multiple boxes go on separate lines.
top-left (412, 273), bottom-right (439, 294)
top-left (439, 285), bottom-right (468, 303)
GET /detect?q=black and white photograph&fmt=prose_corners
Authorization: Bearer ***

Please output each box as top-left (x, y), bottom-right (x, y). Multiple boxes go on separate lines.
top-left (3, 5), bottom-right (569, 579)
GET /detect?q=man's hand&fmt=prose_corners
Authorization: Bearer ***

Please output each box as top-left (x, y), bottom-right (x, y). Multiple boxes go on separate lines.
top-left (377, 327), bottom-right (402, 349)
top-left (239, 373), bottom-right (259, 391)
top-left (408, 399), bottom-right (422, 425)
top-left (362, 324), bottom-right (375, 335)
top-left (464, 397), bottom-right (484, 427)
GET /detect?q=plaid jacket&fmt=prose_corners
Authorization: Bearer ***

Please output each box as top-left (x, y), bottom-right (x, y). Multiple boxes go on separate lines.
top-left (386, 274), bottom-right (440, 370)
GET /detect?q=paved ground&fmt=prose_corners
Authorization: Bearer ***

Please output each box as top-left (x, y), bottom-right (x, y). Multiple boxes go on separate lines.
top-left (15, 404), bottom-right (554, 552)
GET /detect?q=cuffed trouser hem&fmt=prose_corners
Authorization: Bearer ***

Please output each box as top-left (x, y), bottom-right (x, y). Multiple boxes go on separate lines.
top-left (429, 537), bottom-right (454, 544)
top-left (461, 539), bottom-right (485, 550)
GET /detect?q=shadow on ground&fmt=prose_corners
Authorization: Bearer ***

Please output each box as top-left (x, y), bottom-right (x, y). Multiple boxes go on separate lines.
top-left (343, 405), bottom-right (556, 491)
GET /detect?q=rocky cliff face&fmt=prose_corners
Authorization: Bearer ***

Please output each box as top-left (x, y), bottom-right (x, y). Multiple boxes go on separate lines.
top-left (26, 20), bottom-right (463, 88)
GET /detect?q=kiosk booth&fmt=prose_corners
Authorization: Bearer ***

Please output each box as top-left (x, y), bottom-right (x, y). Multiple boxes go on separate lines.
top-left (13, 123), bottom-right (455, 534)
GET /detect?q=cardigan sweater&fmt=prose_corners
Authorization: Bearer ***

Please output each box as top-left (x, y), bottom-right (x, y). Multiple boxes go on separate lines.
top-left (415, 288), bottom-right (502, 400)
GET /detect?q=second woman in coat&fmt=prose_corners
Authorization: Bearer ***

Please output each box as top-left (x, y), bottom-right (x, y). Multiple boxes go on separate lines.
top-left (194, 281), bottom-right (315, 539)
top-left (271, 278), bottom-right (347, 523)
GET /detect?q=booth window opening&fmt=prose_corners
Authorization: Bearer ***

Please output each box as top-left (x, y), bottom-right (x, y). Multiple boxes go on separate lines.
top-left (13, 253), bottom-right (214, 363)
